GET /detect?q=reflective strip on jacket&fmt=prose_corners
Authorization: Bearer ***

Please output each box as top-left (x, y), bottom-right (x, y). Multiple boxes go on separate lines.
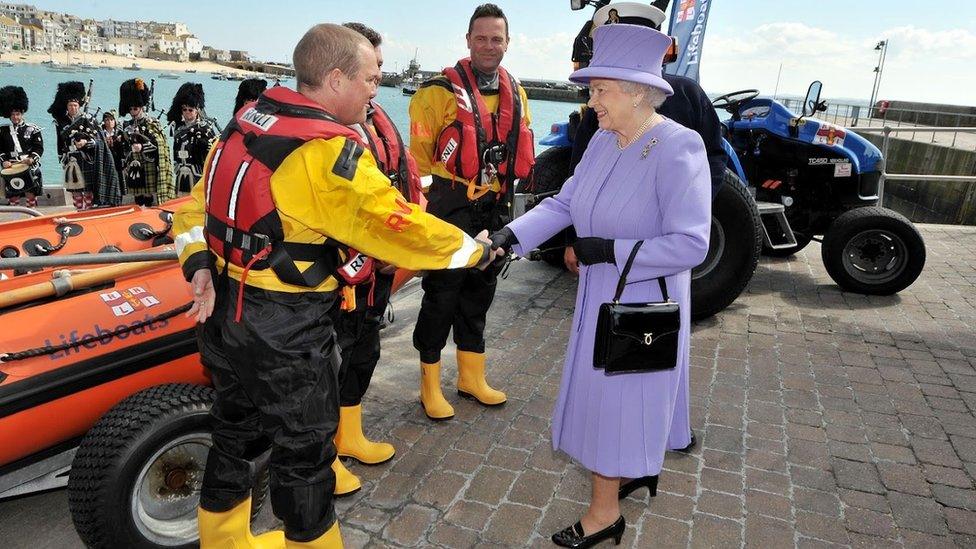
top-left (173, 100), bottom-right (487, 293)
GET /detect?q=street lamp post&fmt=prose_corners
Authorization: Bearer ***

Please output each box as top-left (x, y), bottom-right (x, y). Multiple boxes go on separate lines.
top-left (869, 39), bottom-right (888, 112)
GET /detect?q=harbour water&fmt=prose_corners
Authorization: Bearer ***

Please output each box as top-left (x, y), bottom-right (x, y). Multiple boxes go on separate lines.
top-left (0, 63), bottom-right (576, 187)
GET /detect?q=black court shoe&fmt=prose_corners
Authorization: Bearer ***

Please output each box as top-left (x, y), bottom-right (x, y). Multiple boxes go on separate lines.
top-left (552, 516), bottom-right (625, 548)
top-left (618, 475), bottom-right (658, 500)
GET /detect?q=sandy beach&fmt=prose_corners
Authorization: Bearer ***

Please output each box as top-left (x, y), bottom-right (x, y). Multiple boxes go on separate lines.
top-left (2, 50), bottom-right (267, 75)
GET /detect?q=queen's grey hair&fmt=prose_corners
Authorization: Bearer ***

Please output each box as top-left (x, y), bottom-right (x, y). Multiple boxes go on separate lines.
top-left (617, 81), bottom-right (667, 110)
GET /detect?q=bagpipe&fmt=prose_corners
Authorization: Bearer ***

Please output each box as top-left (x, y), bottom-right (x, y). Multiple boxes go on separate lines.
top-left (62, 124), bottom-right (102, 192)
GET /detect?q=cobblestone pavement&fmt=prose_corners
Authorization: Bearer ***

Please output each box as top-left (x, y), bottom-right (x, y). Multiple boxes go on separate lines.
top-left (329, 223), bottom-right (976, 549)
top-left (1, 223), bottom-right (975, 548)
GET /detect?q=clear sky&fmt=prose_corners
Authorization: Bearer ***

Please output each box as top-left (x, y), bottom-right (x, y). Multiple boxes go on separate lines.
top-left (32, 0), bottom-right (976, 105)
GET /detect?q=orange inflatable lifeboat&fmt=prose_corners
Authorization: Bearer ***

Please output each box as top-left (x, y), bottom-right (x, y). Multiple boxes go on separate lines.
top-left (0, 198), bottom-right (190, 280)
top-left (0, 197), bottom-right (422, 548)
top-left (0, 199), bottom-right (212, 547)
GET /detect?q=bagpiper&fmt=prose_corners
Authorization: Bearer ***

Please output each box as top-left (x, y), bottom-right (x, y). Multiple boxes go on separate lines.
top-left (167, 83), bottom-right (217, 194)
top-left (119, 78), bottom-right (173, 206)
top-left (0, 86), bottom-right (43, 208)
top-left (100, 109), bottom-right (126, 194)
top-left (47, 81), bottom-right (121, 209)
top-left (233, 78), bottom-right (267, 114)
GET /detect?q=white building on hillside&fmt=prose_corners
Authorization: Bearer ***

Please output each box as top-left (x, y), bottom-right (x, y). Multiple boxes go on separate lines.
top-left (0, 14), bottom-right (21, 51)
top-left (105, 36), bottom-right (150, 57)
top-left (155, 33), bottom-right (182, 54)
top-left (0, 3), bottom-right (36, 20)
top-left (183, 35), bottom-right (202, 56)
top-left (102, 19), bottom-right (146, 40)
top-left (40, 17), bottom-right (63, 51)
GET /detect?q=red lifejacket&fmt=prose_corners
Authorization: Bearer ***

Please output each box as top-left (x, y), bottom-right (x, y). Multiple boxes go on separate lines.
top-left (363, 101), bottom-right (421, 204)
top-left (204, 86), bottom-right (373, 289)
top-left (434, 58), bottom-right (535, 193)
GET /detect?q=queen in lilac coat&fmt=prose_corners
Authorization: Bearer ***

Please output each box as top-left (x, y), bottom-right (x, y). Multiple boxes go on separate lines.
top-left (494, 23), bottom-right (712, 546)
top-left (510, 116), bottom-right (710, 472)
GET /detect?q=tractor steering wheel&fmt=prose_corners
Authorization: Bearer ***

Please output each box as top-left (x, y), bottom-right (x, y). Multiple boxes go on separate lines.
top-left (712, 89), bottom-right (760, 114)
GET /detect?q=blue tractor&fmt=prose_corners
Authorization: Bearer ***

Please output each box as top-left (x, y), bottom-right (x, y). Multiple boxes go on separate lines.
top-left (715, 82), bottom-right (924, 294)
top-left (519, 80), bottom-right (925, 319)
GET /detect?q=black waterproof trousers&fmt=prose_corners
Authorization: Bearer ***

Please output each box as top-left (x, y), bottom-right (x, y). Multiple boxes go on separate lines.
top-left (413, 177), bottom-right (504, 364)
top-left (198, 278), bottom-right (341, 542)
top-left (335, 271), bottom-right (393, 406)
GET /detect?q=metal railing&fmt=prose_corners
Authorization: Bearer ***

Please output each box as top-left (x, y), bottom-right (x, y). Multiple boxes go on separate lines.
top-left (780, 98), bottom-right (976, 150)
top-left (0, 205), bottom-right (43, 218)
top-left (852, 126), bottom-right (976, 203)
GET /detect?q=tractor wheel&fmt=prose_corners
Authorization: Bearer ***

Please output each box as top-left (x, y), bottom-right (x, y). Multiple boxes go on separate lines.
top-left (821, 207), bottom-right (925, 295)
top-left (68, 384), bottom-right (269, 548)
top-left (690, 170), bottom-right (762, 320)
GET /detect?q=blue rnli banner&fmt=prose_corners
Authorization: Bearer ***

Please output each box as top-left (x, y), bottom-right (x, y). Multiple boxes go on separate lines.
top-left (664, 0), bottom-right (713, 81)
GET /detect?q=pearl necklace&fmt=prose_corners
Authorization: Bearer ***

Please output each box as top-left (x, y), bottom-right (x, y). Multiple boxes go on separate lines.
top-left (617, 113), bottom-right (659, 151)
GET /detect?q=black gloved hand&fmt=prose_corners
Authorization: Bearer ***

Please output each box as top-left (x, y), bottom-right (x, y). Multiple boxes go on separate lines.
top-left (488, 227), bottom-right (518, 254)
top-left (573, 237), bottom-right (616, 266)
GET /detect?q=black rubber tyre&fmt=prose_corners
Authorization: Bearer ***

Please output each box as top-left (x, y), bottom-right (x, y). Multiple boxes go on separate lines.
top-left (690, 170), bottom-right (762, 320)
top-left (821, 207), bottom-right (925, 295)
top-left (517, 146), bottom-right (573, 268)
top-left (762, 233), bottom-right (813, 257)
top-left (67, 383), bottom-right (268, 549)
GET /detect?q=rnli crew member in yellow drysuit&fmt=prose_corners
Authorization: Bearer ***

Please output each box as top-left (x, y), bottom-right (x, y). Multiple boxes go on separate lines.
top-left (173, 23), bottom-right (501, 549)
top-left (327, 21), bottom-right (426, 498)
top-left (409, 3), bottom-right (534, 421)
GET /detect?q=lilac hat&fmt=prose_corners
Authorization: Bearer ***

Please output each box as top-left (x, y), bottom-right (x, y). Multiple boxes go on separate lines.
top-left (569, 23), bottom-right (674, 96)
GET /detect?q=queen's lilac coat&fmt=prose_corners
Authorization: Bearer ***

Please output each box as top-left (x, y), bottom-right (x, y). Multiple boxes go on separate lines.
top-left (507, 118), bottom-right (710, 477)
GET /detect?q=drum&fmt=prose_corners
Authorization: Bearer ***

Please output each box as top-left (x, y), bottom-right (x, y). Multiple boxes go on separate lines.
top-left (2, 162), bottom-right (39, 197)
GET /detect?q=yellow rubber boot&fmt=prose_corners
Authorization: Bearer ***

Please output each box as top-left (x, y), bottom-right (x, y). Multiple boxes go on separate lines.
top-left (456, 350), bottom-right (507, 406)
top-left (335, 404), bottom-right (395, 465)
top-left (285, 521), bottom-right (343, 548)
top-left (420, 361), bottom-right (455, 420)
top-left (197, 497), bottom-right (285, 548)
top-left (331, 458), bottom-right (361, 497)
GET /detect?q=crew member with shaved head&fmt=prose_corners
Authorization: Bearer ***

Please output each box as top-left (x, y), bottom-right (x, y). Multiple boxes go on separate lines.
top-left (174, 23), bottom-right (500, 548)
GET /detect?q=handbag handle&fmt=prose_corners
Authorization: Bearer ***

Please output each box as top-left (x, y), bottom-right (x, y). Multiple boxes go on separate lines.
top-left (612, 241), bottom-right (669, 303)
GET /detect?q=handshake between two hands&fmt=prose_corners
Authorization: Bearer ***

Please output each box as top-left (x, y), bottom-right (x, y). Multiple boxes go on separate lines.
top-left (186, 228), bottom-right (518, 324)
top-left (474, 229), bottom-right (510, 271)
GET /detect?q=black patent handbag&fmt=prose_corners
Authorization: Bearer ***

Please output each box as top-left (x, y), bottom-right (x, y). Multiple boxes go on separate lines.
top-left (593, 241), bottom-right (680, 374)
